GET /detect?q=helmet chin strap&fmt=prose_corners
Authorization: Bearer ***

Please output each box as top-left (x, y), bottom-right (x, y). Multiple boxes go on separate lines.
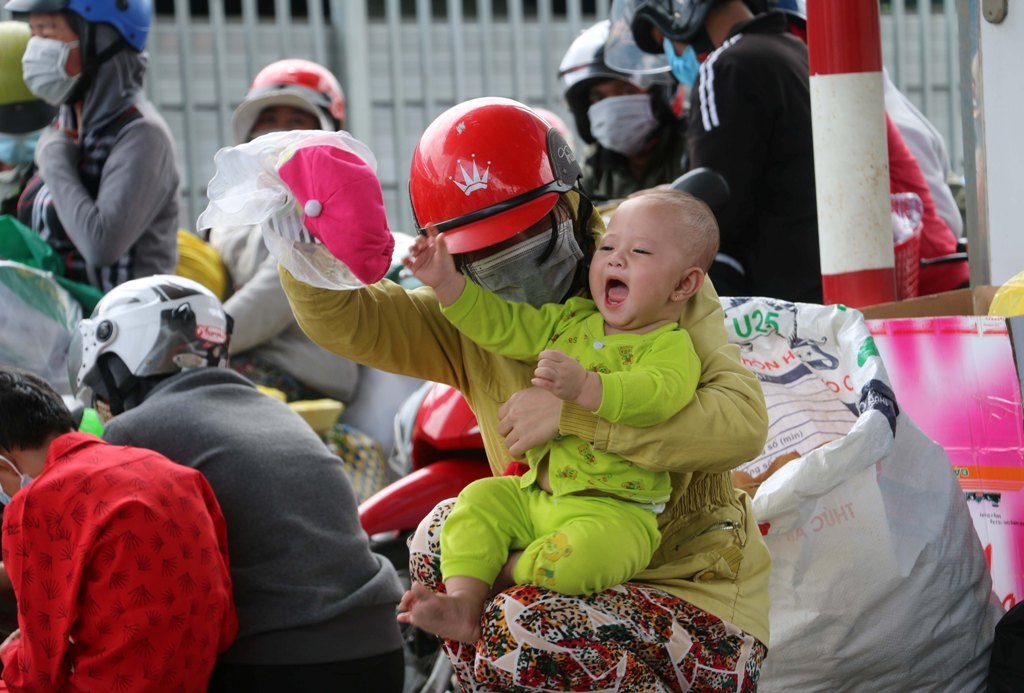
top-left (96, 355), bottom-right (155, 416)
top-left (63, 22), bottom-right (129, 107)
top-left (566, 187), bottom-right (596, 300)
top-left (97, 357), bottom-right (131, 416)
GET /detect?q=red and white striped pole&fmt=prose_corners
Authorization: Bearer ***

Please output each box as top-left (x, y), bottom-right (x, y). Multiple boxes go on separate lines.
top-left (807, 0), bottom-right (895, 307)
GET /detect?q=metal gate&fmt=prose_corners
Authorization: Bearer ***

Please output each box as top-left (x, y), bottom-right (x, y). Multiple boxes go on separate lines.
top-left (7, 1), bottom-right (964, 235)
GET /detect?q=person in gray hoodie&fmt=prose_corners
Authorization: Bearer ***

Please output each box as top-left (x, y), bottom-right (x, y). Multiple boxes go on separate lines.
top-left (5, 0), bottom-right (178, 293)
top-left (67, 274), bottom-right (406, 691)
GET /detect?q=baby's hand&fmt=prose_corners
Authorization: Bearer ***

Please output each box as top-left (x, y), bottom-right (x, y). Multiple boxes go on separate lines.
top-left (403, 224), bottom-right (457, 288)
top-left (532, 349), bottom-right (587, 402)
top-left (402, 224), bottom-right (466, 306)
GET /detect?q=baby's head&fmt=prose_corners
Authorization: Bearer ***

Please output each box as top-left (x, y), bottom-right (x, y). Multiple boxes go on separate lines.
top-left (591, 189), bottom-right (720, 332)
top-left (629, 189), bottom-right (720, 270)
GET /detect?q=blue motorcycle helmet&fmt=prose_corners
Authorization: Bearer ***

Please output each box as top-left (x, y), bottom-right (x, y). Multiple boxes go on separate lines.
top-left (4, 0), bottom-right (151, 52)
top-left (769, 0), bottom-right (806, 22)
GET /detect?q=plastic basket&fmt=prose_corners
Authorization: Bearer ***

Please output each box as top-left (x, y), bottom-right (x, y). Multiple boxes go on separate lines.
top-left (894, 230), bottom-right (921, 299)
top-left (891, 192), bottom-right (923, 300)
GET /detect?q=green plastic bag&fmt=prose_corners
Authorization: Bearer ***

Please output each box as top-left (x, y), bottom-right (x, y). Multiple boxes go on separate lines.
top-left (0, 214), bottom-right (102, 313)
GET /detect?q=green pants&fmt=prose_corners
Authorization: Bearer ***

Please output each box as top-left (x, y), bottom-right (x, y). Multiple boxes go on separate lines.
top-left (440, 476), bottom-right (661, 596)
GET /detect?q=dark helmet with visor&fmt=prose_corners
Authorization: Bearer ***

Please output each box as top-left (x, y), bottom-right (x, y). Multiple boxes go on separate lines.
top-left (605, 0), bottom-right (718, 69)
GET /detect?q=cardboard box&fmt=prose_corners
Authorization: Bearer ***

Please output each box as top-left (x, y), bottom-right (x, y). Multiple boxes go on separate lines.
top-left (859, 285), bottom-right (999, 320)
top-left (1007, 315), bottom-right (1024, 400)
top-left (864, 296), bottom-right (1024, 611)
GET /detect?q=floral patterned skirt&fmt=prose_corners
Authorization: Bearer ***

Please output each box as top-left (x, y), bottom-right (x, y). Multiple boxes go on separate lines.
top-left (408, 499), bottom-right (767, 692)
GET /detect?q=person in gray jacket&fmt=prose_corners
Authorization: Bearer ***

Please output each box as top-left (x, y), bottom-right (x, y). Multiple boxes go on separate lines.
top-left (6, 0), bottom-right (178, 293)
top-left (67, 274), bottom-right (405, 692)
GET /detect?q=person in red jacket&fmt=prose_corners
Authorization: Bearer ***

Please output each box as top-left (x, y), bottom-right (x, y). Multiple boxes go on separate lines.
top-left (766, 0), bottom-right (968, 296)
top-left (885, 114), bottom-right (969, 295)
top-left (0, 366), bottom-right (237, 692)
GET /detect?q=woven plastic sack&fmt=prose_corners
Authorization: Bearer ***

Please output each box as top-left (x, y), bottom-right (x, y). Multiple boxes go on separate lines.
top-left (0, 260), bottom-right (81, 396)
top-left (722, 296), bottom-right (1004, 693)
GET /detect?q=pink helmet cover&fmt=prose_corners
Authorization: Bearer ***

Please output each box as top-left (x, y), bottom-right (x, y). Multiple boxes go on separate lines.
top-left (277, 145), bottom-right (394, 285)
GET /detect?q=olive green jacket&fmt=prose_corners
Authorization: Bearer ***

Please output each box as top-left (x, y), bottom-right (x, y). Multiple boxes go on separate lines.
top-left (280, 257), bottom-right (772, 644)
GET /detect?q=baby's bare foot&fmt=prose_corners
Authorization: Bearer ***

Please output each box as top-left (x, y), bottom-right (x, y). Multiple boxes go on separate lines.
top-left (397, 581), bottom-right (483, 643)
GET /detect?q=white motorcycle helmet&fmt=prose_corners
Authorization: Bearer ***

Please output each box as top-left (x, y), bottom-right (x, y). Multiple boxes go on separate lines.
top-left (558, 19), bottom-right (675, 144)
top-left (68, 275), bottom-right (231, 415)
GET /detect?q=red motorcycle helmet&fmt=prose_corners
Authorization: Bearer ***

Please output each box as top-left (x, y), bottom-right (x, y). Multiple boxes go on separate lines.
top-left (231, 59), bottom-right (347, 143)
top-left (409, 97), bottom-right (582, 255)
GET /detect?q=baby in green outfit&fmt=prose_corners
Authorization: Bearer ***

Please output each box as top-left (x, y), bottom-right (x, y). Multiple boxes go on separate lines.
top-left (399, 189), bottom-right (720, 643)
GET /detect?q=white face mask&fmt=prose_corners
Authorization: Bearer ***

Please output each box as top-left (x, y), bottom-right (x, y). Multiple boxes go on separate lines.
top-left (22, 36), bottom-right (81, 107)
top-left (463, 216), bottom-right (583, 308)
top-left (0, 453), bottom-right (33, 506)
top-left (587, 94), bottom-right (660, 156)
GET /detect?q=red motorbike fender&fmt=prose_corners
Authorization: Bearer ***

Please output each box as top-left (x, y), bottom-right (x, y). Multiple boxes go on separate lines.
top-left (358, 459), bottom-right (491, 537)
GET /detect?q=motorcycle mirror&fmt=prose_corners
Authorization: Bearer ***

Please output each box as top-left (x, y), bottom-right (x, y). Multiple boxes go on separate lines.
top-left (671, 167), bottom-right (730, 215)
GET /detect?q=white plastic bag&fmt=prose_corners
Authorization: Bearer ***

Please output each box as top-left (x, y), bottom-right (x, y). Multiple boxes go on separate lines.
top-left (0, 261), bottom-right (81, 396)
top-left (723, 296), bottom-right (1003, 693)
top-left (196, 129), bottom-right (413, 290)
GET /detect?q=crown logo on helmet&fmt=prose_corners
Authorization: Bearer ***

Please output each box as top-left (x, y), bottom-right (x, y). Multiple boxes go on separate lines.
top-left (451, 155), bottom-right (490, 196)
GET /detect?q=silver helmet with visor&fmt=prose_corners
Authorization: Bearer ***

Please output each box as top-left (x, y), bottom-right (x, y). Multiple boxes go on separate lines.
top-left (68, 275), bottom-right (231, 414)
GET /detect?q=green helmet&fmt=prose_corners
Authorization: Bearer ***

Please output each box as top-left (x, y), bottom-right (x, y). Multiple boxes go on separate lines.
top-left (0, 21), bottom-right (57, 134)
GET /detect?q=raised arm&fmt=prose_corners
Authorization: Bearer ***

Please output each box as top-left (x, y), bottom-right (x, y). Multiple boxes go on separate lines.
top-left (279, 266), bottom-right (469, 387)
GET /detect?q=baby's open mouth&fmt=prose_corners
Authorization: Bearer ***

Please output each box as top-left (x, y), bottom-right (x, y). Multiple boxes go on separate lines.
top-left (605, 279), bottom-right (628, 305)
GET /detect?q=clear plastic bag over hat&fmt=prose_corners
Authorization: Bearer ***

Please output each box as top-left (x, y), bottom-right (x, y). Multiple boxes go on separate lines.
top-left (196, 129), bottom-right (412, 290)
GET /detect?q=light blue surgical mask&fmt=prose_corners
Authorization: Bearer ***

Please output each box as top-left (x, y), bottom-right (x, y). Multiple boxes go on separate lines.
top-left (664, 38), bottom-right (700, 87)
top-left (0, 129), bottom-right (43, 166)
top-left (0, 454), bottom-right (33, 506)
